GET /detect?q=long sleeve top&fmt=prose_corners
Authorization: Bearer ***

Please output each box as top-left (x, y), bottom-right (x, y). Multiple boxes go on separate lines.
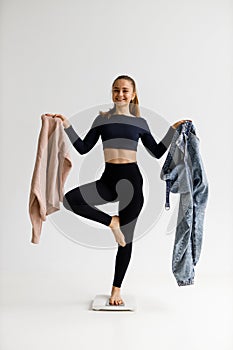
top-left (64, 114), bottom-right (176, 159)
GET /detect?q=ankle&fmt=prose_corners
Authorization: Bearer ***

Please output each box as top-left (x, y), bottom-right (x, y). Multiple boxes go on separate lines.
top-left (109, 217), bottom-right (113, 227)
top-left (112, 285), bottom-right (121, 290)
top-left (109, 216), bottom-right (118, 228)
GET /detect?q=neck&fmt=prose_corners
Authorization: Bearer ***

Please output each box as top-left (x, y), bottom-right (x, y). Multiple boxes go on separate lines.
top-left (115, 106), bottom-right (130, 115)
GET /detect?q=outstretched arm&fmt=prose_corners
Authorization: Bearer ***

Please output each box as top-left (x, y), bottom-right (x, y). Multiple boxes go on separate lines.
top-left (44, 113), bottom-right (100, 155)
top-left (63, 122), bottom-right (100, 155)
top-left (140, 119), bottom-right (191, 159)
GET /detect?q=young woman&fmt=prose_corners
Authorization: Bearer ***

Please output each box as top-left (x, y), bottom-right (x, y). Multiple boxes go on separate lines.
top-left (45, 74), bottom-right (189, 305)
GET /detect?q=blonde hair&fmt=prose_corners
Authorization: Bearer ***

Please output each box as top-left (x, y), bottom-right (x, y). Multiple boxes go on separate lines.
top-left (99, 75), bottom-right (141, 118)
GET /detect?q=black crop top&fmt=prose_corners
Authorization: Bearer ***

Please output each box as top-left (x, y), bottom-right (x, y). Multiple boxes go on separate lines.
top-left (64, 114), bottom-right (176, 159)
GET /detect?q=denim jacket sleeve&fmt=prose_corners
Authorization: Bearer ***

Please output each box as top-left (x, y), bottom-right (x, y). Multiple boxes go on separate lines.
top-left (160, 121), bottom-right (208, 286)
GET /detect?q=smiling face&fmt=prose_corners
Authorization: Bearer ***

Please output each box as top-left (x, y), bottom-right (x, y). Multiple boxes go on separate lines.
top-left (112, 79), bottom-right (136, 107)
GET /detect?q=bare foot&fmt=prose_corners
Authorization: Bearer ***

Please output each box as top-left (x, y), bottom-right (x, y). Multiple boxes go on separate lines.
top-left (109, 286), bottom-right (124, 305)
top-left (109, 216), bottom-right (126, 247)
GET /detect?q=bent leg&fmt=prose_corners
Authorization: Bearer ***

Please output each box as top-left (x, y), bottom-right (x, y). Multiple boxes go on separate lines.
top-left (63, 179), bottom-right (118, 226)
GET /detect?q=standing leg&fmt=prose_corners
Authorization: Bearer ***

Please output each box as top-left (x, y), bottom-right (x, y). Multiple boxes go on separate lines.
top-left (112, 182), bottom-right (144, 287)
top-left (112, 242), bottom-right (133, 288)
top-left (110, 163), bottom-right (144, 305)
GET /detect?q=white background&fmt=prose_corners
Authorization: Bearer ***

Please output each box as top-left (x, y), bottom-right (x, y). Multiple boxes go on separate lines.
top-left (1, 0), bottom-right (233, 349)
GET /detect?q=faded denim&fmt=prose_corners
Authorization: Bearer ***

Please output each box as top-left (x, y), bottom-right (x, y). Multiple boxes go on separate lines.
top-left (160, 121), bottom-right (208, 286)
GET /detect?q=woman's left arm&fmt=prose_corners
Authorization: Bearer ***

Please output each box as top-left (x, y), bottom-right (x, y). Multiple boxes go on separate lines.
top-left (140, 119), bottom-right (192, 159)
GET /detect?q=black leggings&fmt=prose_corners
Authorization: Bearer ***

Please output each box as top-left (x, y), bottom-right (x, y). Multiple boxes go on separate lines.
top-left (63, 161), bottom-right (144, 288)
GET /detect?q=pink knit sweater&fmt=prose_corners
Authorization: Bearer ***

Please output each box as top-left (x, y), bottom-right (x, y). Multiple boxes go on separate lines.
top-left (29, 115), bottom-right (72, 244)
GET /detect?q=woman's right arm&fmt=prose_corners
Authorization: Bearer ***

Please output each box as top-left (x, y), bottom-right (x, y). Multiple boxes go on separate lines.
top-left (44, 113), bottom-right (100, 155)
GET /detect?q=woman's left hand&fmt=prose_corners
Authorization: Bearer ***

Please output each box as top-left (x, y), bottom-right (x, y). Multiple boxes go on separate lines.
top-left (172, 119), bottom-right (192, 129)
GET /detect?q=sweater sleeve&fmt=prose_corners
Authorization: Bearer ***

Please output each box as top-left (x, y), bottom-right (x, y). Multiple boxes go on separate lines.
top-left (140, 120), bottom-right (175, 159)
top-left (64, 117), bottom-right (101, 155)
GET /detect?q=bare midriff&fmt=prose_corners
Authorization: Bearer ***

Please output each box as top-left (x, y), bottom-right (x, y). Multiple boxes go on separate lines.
top-left (104, 148), bottom-right (137, 164)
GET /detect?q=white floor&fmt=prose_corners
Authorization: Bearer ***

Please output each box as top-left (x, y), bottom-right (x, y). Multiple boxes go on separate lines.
top-left (0, 271), bottom-right (232, 350)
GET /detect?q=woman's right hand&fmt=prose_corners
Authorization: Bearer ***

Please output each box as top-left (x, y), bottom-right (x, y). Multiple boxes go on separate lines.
top-left (44, 113), bottom-right (70, 128)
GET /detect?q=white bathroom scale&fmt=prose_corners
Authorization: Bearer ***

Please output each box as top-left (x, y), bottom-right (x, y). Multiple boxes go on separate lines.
top-left (92, 294), bottom-right (136, 311)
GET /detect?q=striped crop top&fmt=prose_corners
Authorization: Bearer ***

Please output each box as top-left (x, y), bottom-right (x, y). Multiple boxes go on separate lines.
top-left (64, 114), bottom-right (176, 159)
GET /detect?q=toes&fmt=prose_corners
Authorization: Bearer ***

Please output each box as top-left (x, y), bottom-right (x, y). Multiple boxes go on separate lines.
top-left (109, 298), bottom-right (116, 305)
top-left (118, 241), bottom-right (126, 248)
top-left (109, 297), bottom-right (124, 305)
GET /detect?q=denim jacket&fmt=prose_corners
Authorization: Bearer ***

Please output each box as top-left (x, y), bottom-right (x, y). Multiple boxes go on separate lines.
top-left (160, 121), bottom-right (208, 286)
